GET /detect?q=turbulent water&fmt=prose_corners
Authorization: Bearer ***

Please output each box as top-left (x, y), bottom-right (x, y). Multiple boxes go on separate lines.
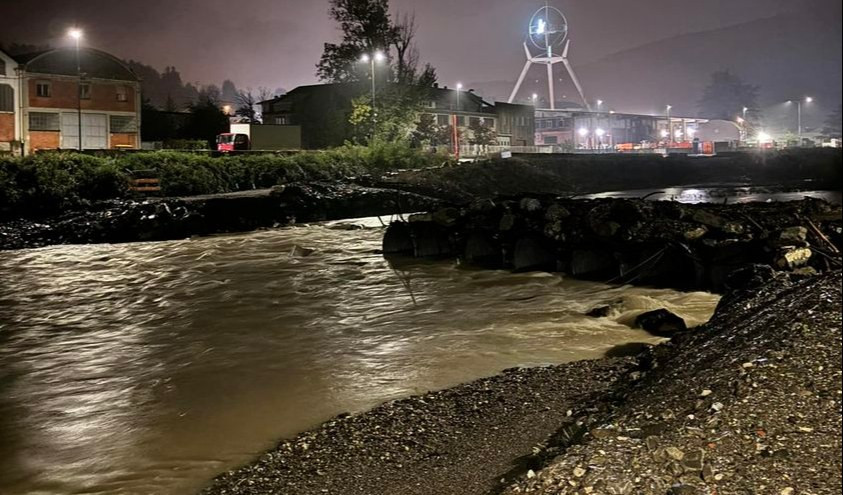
top-left (0, 216), bottom-right (719, 495)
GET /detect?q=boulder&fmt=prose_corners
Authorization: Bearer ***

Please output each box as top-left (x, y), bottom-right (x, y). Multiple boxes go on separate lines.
top-left (519, 197), bottom-right (542, 212)
top-left (777, 226), bottom-right (808, 246)
top-left (586, 305), bottom-right (613, 318)
top-left (724, 264), bottom-right (776, 292)
top-left (411, 222), bottom-right (453, 258)
top-left (635, 309), bottom-right (688, 336)
top-left (691, 209), bottom-right (725, 229)
top-left (382, 222), bottom-right (414, 254)
top-left (463, 233), bottom-right (501, 268)
top-left (432, 207), bottom-right (460, 227)
top-left (775, 246), bottom-right (812, 270)
top-left (545, 203), bottom-right (571, 222)
top-left (513, 236), bottom-right (555, 272)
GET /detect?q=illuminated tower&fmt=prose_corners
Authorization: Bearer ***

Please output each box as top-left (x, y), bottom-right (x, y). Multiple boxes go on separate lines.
top-left (508, 4), bottom-right (590, 110)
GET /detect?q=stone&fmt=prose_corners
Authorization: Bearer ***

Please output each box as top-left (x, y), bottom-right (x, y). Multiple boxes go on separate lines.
top-left (594, 221), bottom-right (621, 237)
top-left (470, 198), bottom-right (496, 212)
top-left (724, 264), bottom-right (775, 292)
top-left (573, 466), bottom-right (586, 478)
top-left (776, 247), bottom-right (812, 270)
top-left (382, 222), bottom-right (414, 254)
top-left (668, 484), bottom-right (699, 495)
top-left (721, 221), bottom-right (745, 235)
top-left (545, 203), bottom-right (571, 222)
top-left (499, 213), bottom-right (517, 231)
top-left (463, 233), bottom-right (501, 268)
top-left (691, 209), bottom-right (725, 228)
top-left (778, 226), bottom-right (808, 245)
top-left (683, 226), bottom-right (708, 241)
top-left (634, 309), bottom-right (688, 336)
top-left (681, 449), bottom-right (705, 471)
top-left (519, 197), bottom-right (542, 212)
top-left (780, 488), bottom-right (795, 495)
top-left (432, 207), bottom-right (460, 227)
top-left (513, 237), bottom-right (555, 272)
top-left (586, 305), bottom-right (613, 318)
top-left (665, 446), bottom-right (685, 461)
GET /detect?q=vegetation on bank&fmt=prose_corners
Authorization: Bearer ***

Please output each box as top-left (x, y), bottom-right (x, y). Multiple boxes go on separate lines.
top-left (0, 145), bottom-right (452, 219)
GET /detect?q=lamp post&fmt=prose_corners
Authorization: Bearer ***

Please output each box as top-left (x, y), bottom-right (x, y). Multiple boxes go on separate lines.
top-left (360, 51), bottom-right (385, 140)
top-left (666, 105), bottom-right (672, 149)
top-left (68, 28), bottom-right (83, 151)
top-left (455, 83), bottom-right (463, 158)
top-left (787, 97), bottom-right (813, 146)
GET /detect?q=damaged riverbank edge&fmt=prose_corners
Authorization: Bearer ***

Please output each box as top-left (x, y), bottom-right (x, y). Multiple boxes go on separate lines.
top-left (201, 270), bottom-right (841, 495)
top-left (1, 149), bottom-right (841, 251)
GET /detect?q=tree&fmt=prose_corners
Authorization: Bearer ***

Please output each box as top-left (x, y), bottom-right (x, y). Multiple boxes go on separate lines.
top-left (183, 89), bottom-right (230, 147)
top-left (412, 113), bottom-right (438, 146)
top-left (235, 87), bottom-right (272, 123)
top-left (469, 120), bottom-right (497, 147)
top-left (698, 70), bottom-right (760, 122)
top-left (316, 0), bottom-right (396, 83)
top-left (821, 104), bottom-right (842, 138)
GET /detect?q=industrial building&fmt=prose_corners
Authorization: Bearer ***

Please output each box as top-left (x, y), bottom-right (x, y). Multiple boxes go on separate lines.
top-left (0, 47), bottom-right (141, 155)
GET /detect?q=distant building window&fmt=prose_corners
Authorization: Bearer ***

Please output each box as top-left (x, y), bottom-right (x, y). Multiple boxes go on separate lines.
top-left (456, 116), bottom-right (466, 127)
top-left (29, 112), bottom-right (60, 131)
top-left (469, 117), bottom-right (481, 127)
top-left (109, 115), bottom-right (137, 133)
top-left (116, 85), bottom-right (129, 102)
top-left (36, 82), bottom-right (51, 98)
top-left (79, 83), bottom-right (91, 100)
top-left (436, 114), bottom-right (449, 126)
top-left (274, 116), bottom-right (288, 125)
top-left (544, 136), bottom-right (558, 144)
top-left (0, 84), bottom-right (12, 112)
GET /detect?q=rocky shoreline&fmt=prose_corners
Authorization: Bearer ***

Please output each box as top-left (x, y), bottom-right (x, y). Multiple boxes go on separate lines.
top-left (201, 269), bottom-right (841, 495)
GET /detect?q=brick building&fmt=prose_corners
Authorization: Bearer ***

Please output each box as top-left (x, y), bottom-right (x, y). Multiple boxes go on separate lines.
top-left (0, 46), bottom-right (141, 155)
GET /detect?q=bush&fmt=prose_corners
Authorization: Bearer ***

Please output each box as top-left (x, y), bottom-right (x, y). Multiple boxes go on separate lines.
top-left (0, 146), bottom-right (452, 219)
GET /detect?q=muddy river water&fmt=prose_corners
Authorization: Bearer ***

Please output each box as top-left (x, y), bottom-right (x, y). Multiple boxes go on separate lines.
top-left (0, 214), bottom-right (723, 494)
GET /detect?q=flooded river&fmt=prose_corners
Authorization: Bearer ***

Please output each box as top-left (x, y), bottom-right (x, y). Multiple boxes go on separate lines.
top-left (0, 216), bottom-right (720, 494)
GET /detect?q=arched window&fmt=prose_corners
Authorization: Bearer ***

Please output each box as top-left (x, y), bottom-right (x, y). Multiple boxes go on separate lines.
top-left (0, 84), bottom-right (14, 112)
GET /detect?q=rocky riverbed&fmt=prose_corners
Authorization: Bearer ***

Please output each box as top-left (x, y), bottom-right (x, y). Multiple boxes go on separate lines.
top-left (201, 269), bottom-right (841, 495)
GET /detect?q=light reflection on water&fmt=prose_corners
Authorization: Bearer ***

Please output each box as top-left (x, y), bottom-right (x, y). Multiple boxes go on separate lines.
top-left (0, 216), bottom-right (719, 495)
top-left (584, 187), bottom-right (841, 204)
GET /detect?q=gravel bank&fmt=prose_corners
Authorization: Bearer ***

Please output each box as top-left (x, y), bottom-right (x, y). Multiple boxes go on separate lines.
top-left (201, 270), bottom-right (840, 495)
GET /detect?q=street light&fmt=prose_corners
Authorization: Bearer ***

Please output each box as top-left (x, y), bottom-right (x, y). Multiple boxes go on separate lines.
top-left (596, 99), bottom-right (603, 112)
top-left (787, 97), bottom-right (813, 146)
top-left (359, 50), bottom-right (385, 140)
top-left (454, 83), bottom-right (464, 158)
top-left (68, 28), bottom-right (84, 151)
top-left (665, 105), bottom-right (673, 148)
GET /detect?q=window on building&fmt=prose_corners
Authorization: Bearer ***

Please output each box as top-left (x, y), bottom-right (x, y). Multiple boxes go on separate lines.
top-left (29, 112), bottom-right (60, 131)
top-left (274, 116), bottom-right (288, 125)
top-left (116, 85), bottom-right (129, 102)
top-left (79, 83), bottom-right (91, 100)
top-left (0, 84), bottom-right (13, 112)
top-left (544, 136), bottom-right (558, 144)
top-left (469, 117), bottom-right (480, 127)
top-left (109, 115), bottom-right (137, 133)
top-left (457, 116), bottom-right (466, 127)
top-left (436, 114), bottom-right (449, 126)
top-left (36, 82), bottom-right (51, 98)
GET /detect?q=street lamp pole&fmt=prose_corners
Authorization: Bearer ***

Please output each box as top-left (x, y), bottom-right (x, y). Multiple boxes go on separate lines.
top-left (789, 97), bottom-right (813, 146)
top-left (69, 28), bottom-right (83, 151)
top-left (455, 83), bottom-right (463, 159)
top-left (360, 51), bottom-right (384, 141)
top-left (666, 105), bottom-right (672, 149)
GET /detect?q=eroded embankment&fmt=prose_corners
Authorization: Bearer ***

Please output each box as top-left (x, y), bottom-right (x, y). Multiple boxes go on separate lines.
top-left (0, 182), bottom-right (439, 250)
top-left (383, 197), bottom-right (842, 292)
top-left (200, 272), bottom-right (841, 495)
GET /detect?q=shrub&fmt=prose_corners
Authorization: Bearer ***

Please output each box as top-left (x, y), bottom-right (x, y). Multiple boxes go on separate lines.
top-left (0, 145), bottom-right (452, 219)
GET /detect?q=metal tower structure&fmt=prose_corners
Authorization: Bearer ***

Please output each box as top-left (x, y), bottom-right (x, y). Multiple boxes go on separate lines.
top-left (508, 4), bottom-right (590, 111)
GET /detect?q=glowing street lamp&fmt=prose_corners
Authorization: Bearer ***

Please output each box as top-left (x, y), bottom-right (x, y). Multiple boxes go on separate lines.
top-left (68, 27), bottom-right (84, 151)
top-left (360, 50), bottom-right (385, 139)
top-left (786, 97), bottom-right (814, 145)
top-left (596, 99), bottom-right (603, 112)
top-left (665, 105), bottom-right (673, 148)
top-left (454, 82), bottom-right (464, 158)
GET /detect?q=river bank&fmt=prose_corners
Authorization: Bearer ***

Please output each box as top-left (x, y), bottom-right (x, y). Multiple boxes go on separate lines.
top-left (201, 269), bottom-right (841, 495)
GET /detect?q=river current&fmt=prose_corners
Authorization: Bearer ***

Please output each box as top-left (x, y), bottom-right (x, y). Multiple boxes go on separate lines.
top-left (0, 216), bottom-right (720, 494)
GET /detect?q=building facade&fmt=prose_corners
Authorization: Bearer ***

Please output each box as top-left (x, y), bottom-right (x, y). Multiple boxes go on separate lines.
top-left (0, 50), bottom-right (21, 153)
top-left (535, 109), bottom-right (708, 151)
top-left (0, 47), bottom-right (141, 155)
top-left (260, 83), bottom-right (535, 150)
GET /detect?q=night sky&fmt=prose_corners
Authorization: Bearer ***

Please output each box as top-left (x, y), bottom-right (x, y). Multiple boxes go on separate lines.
top-left (3, 0), bottom-right (841, 120)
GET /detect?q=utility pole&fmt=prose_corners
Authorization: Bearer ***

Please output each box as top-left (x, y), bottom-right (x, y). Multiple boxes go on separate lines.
top-left (69, 28), bottom-right (84, 151)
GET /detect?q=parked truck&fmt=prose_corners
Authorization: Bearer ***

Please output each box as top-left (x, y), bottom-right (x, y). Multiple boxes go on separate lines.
top-left (216, 123), bottom-right (301, 152)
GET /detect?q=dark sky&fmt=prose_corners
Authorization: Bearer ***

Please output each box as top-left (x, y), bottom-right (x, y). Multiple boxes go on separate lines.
top-left (0, 0), bottom-right (836, 94)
